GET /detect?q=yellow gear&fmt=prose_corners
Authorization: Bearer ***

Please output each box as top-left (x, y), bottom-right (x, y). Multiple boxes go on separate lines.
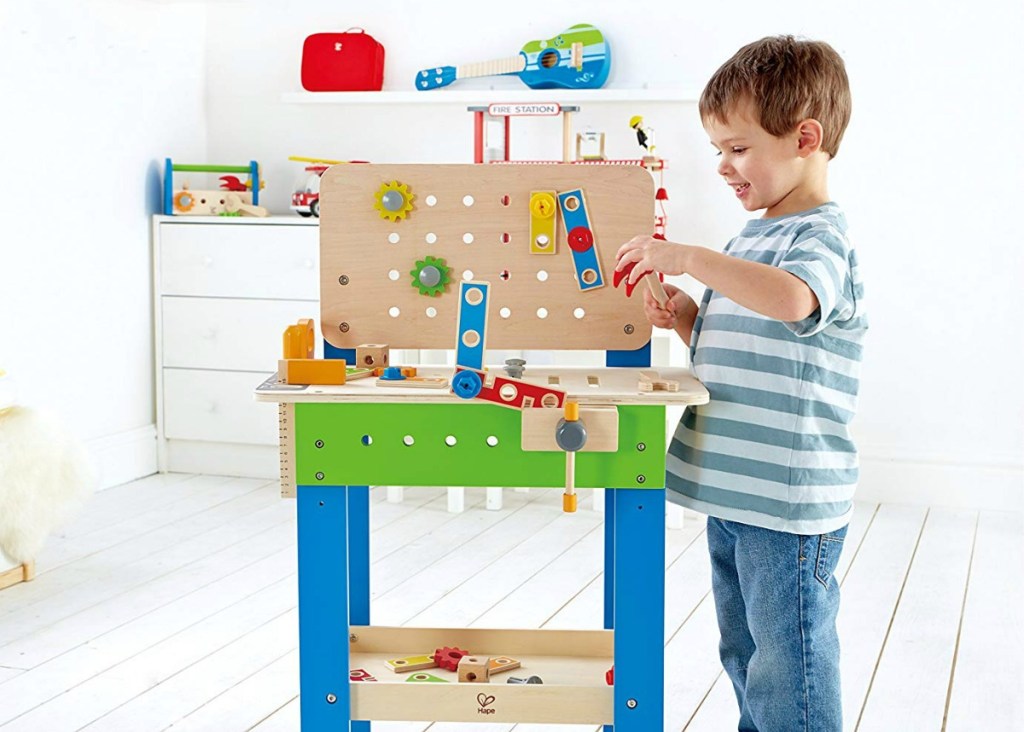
top-left (374, 180), bottom-right (415, 222)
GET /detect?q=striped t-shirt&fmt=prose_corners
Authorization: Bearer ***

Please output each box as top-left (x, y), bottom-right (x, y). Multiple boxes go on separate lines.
top-left (667, 202), bottom-right (867, 535)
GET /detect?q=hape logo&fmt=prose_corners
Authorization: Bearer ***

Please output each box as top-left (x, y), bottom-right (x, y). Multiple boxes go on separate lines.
top-left (477, 692), bottom-right (496, 715)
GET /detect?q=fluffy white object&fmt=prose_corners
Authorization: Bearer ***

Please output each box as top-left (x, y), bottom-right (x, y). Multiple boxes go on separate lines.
top-left (0, 406), bottom-right (96, 562)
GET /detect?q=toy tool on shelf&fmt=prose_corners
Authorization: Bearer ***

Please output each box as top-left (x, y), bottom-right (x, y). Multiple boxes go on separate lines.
top-left (416, 24), bottom-right (610, 91)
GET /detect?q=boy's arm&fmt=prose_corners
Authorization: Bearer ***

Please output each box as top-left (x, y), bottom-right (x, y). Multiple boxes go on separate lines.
top-left (617, 236), bottom-right (819, 323)
top-left (684, 246), bottom-right (818, 322)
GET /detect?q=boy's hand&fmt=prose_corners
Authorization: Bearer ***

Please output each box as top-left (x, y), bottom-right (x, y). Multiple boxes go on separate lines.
top-left (615, 236), bottom-right (690, 286)
top-left (644, 283), bottom-right (694, 329)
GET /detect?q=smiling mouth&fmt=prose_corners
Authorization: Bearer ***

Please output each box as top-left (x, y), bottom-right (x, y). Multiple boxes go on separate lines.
top-left (733, 183), bottom-right (750, 194)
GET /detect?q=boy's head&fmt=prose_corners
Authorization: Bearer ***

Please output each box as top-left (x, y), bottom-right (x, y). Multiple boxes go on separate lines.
top-left (699, 36), bottom-right (851, 216)
top-left (700, 36), bottom-right (851, 159)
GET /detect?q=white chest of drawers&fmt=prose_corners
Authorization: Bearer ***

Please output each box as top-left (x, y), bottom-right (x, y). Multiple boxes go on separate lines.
top-left (152, 216), bottom-right (319, 478)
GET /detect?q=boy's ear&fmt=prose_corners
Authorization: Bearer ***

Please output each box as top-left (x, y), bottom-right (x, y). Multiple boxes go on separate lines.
top-left (795, 118), bottom-right (824, 158)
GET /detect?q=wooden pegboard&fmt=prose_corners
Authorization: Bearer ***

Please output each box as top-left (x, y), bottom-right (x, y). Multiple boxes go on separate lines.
top-left (319, 164), bottom-right (654, 351)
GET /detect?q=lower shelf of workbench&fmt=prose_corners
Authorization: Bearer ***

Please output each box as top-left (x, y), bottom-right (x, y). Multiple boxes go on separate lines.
top-left (348, 625), bottom-right (614, 724)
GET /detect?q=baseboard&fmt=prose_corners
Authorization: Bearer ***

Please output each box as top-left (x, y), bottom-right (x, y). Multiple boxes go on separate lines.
top-left (858, 450), bottom-right (1023, 512)
top-left (86, 424), bottom-right (159, 491)
top-left (164, 439), bottom-right (279, 480)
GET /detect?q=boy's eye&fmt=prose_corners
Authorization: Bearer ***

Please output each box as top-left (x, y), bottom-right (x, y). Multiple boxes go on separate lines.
top-left (732, 147), bottom-right (747, 154)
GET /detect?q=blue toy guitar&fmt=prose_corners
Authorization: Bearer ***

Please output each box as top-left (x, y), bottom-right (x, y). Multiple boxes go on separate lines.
top-left (416, 24), bottom-right (611, 91)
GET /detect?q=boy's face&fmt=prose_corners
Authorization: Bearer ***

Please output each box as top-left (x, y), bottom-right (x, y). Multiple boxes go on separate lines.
top-left (703, 99), bottom-right (810, 218)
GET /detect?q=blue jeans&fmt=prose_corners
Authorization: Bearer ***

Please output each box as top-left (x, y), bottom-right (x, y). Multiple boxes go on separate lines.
top-left (707, 517), bottom-right (847, 732)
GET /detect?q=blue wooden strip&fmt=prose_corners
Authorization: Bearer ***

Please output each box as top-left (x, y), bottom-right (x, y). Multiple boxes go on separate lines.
top-left (613, 488), bottom-right (665, 729)
top-left (455, 281), bottom-right (490, 369)
top-left (297, 485), bottom-right (351, 728)
top-left (558, 189), bottom-right (604, 291)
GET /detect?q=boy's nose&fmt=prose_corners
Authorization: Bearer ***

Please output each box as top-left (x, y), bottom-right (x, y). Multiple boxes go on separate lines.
top-left (717, 157), bottom-right (732, 176)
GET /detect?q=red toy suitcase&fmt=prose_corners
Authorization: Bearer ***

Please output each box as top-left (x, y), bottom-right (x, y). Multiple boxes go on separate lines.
top-left (301, 29), bottom-right (385, 92)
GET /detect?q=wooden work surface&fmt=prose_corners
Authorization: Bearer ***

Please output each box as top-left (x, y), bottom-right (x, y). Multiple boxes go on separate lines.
top-left (319, 164), bottom-right (654, 351)
top-left (254, 366), bottom-right (709, 407)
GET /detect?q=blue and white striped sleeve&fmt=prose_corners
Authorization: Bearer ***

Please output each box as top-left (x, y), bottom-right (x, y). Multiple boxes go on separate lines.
top-left (777, 226), bottom-right (854, 337)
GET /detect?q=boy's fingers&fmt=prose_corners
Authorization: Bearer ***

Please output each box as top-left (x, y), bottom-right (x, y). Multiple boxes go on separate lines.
top-left (614, 248), bottom-right (641, 272)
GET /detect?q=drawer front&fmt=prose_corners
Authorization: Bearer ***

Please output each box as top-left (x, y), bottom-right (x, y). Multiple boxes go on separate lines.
top-left (159, 223), bottom-right (318, 299)
top-left (163, 368), bottom-right (278, 445)
top-left (162, 297), bottom-right (318, 371)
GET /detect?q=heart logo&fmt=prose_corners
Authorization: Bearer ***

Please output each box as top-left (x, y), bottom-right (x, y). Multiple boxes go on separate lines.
top-left (477, 693), bottom-right (496, 707)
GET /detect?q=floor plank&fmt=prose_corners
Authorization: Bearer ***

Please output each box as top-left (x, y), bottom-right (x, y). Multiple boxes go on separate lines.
top-left (856, 508), bottom-right (977, 731)
top-left (944, 511), bottom-right (1023, 731)
top-left (0, 475), bottom-right (1019, 732)
top-left (0, 480), bottom-right (282, 629)
top-left (837, 503), bottom-right (929, 729)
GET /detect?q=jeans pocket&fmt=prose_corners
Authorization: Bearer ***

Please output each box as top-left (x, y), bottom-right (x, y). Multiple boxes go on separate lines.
top-left (814, 526), bottom-right (847, 589)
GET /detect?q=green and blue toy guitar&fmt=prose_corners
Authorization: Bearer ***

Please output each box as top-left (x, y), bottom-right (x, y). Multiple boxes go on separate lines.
top-left (416, 24), bottom-right (610, 91)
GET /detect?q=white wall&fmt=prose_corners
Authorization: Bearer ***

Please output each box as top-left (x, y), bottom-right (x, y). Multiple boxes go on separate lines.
top-left (0, 1), bottom-right (207, 487)
top-left (202, 0), bottom-right (1022, 508)
top-left (3, 1), bottom-right (1019, 505)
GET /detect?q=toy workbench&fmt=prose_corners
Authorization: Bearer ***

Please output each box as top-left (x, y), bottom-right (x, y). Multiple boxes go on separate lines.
top-left (254, 163), bottom-right (709, 729)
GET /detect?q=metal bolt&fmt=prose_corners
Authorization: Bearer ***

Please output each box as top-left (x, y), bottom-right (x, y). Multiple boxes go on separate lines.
top-left (315, 471), bottom-right (325, 481)
top-left (339, 275), bottom-right (350, 285)
top-left (339, 322), bottom-right (350, 333)
top-left (315, 440), bottom-right (324, 449)
top-left (349, 633), bottom-right (358, 643)
top-left (636, 442), bottom-right (646, 452)
top-left (624, 324), bottom-right (635, 335)
top-left (326, 693), bottom-right (337, 704)
top-left (636, 474), bottom-right (646, 484)
top-left (626, 699), bottom-right (638, 709)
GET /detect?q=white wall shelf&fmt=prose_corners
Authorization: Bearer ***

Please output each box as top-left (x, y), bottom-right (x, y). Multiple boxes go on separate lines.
top-left (281, 88), bottom-right (698, 105)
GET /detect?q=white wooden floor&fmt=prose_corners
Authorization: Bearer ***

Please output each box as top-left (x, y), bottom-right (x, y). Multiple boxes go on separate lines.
top-left (0, 473), bottom-right (1020, 731)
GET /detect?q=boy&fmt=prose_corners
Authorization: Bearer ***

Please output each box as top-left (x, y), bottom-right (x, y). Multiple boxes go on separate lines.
top-left (615, 36), bottom-right (867, 731)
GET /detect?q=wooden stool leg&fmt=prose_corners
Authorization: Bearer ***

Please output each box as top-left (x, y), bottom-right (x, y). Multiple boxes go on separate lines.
top-left (23, 561), bottom-right (35, 582)
top-left (447, 487), bottom-right (465, 513)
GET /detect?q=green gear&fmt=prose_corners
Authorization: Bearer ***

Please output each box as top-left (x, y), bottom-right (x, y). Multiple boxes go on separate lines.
top-left (410, 256), bottom-right (451, 297)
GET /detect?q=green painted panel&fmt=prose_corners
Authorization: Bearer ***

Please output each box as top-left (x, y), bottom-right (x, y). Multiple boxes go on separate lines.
top-left (294, 403), bottom-right (665, 489)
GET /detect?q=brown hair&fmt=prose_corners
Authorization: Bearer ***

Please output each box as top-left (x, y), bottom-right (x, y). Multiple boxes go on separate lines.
top-left (699, 36), bottom-right (851, 158)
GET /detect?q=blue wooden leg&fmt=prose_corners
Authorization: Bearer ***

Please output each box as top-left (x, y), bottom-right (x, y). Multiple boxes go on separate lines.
top-left (348, 486), bottom-right (371, 732)
top-left (612, 488), bottom-right (666, 730)
top-left (297, 485), bottom-right (351, 730)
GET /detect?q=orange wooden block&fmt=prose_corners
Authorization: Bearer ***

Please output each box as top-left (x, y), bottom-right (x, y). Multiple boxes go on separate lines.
top-left (283, 358), bottom-right (347, 385)
top-left (283, 319), bottom-right (315, 359)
